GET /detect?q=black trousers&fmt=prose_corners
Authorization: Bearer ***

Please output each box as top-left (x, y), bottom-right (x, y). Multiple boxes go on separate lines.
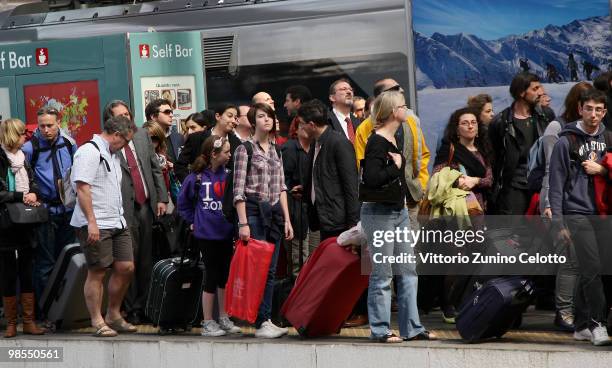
top-left (124, 202), bottom-right (154, 314)
top-left (1, 247), bottom-right (34, 297)
top-left (566, 214), bottom-right (612, 329)
top-left (495, 186), bottom-right (530, 216)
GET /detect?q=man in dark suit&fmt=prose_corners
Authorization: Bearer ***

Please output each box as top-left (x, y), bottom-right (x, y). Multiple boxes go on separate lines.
top-left (328, 78), bottom-right (361, 143)
top-left (144, 99), bottom-right (184, 163)
top-left (104, 100), bottom-right (169, 324)
top-left (175, 104), bottom-right (242, 182)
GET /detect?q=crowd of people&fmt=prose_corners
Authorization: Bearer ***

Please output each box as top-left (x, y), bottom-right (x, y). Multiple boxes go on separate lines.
top-left (1, 70), bottom-right (612, 345)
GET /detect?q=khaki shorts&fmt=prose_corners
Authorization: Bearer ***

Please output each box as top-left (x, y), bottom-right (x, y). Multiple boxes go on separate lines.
top-left (77, 227), bottom-right (133, 269)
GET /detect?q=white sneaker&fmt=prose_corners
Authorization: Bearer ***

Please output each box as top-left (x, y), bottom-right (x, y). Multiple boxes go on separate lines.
top-left (218, 316), bottom-right (242, 334)
top-left (201, 320), bottom-right (227, 337)
top-left (266, 319), bottom-right (289, 335)
top-left (590, 323), bottom-right (612, 346)
top-left (255, 320), bottom-right (285, 338)
top-left (574, 328), bottom-right (593, 341)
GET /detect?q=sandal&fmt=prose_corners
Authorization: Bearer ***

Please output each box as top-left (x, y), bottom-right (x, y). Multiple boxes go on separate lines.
top-left (376, 333), bottom-right (403, 343)
top-left (105, 318), bottom-right (137, 333)
top-left (93, 323), bottom-right (118, 337)
top-left (404, 330), bottom-right (437, 341)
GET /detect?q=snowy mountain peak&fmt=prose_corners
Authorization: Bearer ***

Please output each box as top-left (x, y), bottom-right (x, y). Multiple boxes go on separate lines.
top-left (415, 15), bottom-right (611, 90)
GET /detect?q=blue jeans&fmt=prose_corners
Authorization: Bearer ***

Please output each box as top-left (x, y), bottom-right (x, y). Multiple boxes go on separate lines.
top-left (33, 211), bottom-right (76, 314)
top-left (248, 215), bottom-right (282, 328)
top-left (361, 203), bottom-right (424, 339)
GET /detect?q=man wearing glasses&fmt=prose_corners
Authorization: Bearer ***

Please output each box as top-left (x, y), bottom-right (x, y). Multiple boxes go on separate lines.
top-left (144, 99), bottom-right (184, 164)
top-left (548, 89), bottom-right (611, 346)
top-left (328, 79), bottom-right (361, 143)
top-left (70, 115), bottom-right (138, 337)
top-left (103, 100), bottom-right (168, 325)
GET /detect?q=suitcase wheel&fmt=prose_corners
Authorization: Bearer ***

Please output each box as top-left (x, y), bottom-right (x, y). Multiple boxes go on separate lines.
top-left (185, 325), bottom-right (192, 332)
top-left (158, 327), bottom-right (174, 335)
top-left (297, 326), bottom-right (308, 339)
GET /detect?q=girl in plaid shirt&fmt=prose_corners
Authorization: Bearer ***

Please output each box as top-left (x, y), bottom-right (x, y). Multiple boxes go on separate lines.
top-left (232, 102), bottom-right (294, 338)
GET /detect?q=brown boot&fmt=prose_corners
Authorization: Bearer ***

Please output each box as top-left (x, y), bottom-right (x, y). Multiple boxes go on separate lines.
top-left (20, 293), bottom-right (44, 335)
top-left (2, 296), bottom-right (17, 338)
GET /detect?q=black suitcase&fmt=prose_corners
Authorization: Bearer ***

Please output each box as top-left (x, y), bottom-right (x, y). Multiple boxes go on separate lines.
top-left (39, 243), bottom-right (109, 330)
top-left (145, 253), bottom-right (204, 334)
top-left (456, 276), bottom-right (534, 342)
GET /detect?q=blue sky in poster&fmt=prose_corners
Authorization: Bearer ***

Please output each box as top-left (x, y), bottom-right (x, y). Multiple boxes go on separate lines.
top-left (412, 0), bottom-right (610, 40)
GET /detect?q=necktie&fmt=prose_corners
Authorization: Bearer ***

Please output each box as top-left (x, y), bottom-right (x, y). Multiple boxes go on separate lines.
top-left (345, 117), bottom-right (355, 143)
top-left (124, 146), bottom-right (147, 205)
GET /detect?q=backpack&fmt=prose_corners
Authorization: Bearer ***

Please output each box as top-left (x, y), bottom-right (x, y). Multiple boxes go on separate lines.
top-left (221, 141), bottom-right (282, 222)
top-left (526, 135), bottom-right (547, 192)
top-left (65, 140), bottom-right (110, 209)
top-left (30, 135), bottom-right (76, 207)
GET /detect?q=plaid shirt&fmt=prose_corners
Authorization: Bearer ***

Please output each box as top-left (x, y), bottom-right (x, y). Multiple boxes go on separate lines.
top-left (233, 139), bottom-right (287, 206)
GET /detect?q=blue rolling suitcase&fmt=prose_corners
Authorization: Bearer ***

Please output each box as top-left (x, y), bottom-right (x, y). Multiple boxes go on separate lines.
top-left (456, 276), bottom-right (534, 342)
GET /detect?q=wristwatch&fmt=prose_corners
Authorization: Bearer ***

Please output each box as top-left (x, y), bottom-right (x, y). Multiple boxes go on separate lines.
top-left (237, 223), bottom-right (249, 228)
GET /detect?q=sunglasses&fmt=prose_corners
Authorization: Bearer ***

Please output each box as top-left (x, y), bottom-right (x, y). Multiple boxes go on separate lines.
top-left (158, 109), bottom-right (173, 115)
top-left (383, 85), bottom-right (402, 92)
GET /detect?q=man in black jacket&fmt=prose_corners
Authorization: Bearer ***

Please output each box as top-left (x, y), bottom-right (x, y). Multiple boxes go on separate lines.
top-left (489, 72), bottom-right (550, 215)
top-left (174, 104), bottom-right (242, 182)
top-left (298, 99), bottom-right (359, 241)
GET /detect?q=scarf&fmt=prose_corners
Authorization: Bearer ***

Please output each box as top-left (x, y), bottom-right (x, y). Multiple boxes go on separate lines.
top-left (3, 147), bottom-right (29, 193)
top-left (434, 139), bottom-right (486, 178)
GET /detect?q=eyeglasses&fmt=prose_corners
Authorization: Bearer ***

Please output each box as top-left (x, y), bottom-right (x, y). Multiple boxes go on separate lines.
top-left (383, 85), bottom-right (402, 93)
top-left (396, 104), bottom-right (408, 110)
top-left (582, 106), bottom-right (607, 115)
top-left (158, 109), bottom-right (173, 116)
top-left (458, 121), bottom-right (478, 127)
top-left (335, 86), bottom-right (354, 93)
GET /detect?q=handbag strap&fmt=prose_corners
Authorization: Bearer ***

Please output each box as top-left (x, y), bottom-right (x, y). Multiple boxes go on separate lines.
top-left (178, 173), bottom-right (202, 267)
top-left (448, 142), bottom-right (455, 166)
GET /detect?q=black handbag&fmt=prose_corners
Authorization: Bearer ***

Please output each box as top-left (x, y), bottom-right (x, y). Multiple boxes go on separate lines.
top-left (0, 202), bottom-right (49, 229)
top-left (358, 159), bottom-right (403, 204)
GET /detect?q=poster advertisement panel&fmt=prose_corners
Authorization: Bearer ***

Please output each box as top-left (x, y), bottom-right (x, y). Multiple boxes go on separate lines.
top-left (24, 80), bottom-right (101, 146)
top-left (412, 0), bottom-right (611, 158)
top-left (128, 32), bottom-right (206, 126)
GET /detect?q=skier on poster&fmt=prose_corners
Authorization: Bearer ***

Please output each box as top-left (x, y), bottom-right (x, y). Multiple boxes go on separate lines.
top-left (519, 57), bottom-right (531, 72)
top-left (582, 60), bottom-right (600, 81)
top-left (567, 53), bottom-right (578, 81)
top-left (545, 62), bottom-right (562, 83)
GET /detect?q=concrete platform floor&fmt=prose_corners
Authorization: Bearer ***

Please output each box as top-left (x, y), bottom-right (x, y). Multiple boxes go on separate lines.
top-left (2, 308), bottom-right (612, 368)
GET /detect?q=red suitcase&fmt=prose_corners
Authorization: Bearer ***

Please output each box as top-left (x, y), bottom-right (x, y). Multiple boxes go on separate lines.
top-left (280, 237), bottom-right (369, 337)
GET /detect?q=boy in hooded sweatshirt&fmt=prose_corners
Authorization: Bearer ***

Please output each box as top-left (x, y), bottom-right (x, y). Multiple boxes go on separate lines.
top-left (549, 89), bottom-right (612, 346)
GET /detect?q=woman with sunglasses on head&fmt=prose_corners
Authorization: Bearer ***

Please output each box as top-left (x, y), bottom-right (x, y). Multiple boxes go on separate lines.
top-left (0, 118), bottom-right (45, 338)
top-left (360, 91), bottom-right (435, 343)
top-left (177, 135), bottom-right (241, 337)
top-left (233, 102), bottom-right (294, 339)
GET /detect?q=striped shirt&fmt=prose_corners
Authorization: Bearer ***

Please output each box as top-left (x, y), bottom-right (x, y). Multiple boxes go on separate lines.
top-left (233, 139), bottom-right (287, 206)
top-left (70, 134), bottom-right (126, 229)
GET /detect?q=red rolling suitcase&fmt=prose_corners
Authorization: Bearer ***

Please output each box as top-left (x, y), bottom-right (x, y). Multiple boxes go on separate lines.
top-left (280, 237), bottom-right (369, 337)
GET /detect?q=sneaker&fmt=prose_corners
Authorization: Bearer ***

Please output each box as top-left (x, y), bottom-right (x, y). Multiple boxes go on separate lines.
top-left (442, 305), bottom-right (456, 324)
top-left (218, 316), bottom-right (241, 334)
top-left (255, 320), bottom-right (285, 339)
top-left (554, 312), bottom-right (575, 332)
top-left (590, 322), bottom-right (612, 346)
top-left (201, 320), bottom-right (227, 337)
top-left (573, 328), bottom-right (593, 341)
top-left (267, 319), bottom-right (289, 335)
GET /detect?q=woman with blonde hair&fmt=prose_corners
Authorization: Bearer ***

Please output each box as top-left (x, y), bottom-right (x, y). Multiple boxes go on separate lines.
top-left (360, 91), bottom-right (434, 343)
top-left (0, 118), bottom-right (45, 338)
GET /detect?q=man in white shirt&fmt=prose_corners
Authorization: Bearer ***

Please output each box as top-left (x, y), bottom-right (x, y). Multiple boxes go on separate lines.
top-left (235, 105), bottom-right (252, 141)
top-left (70, 115), bottom-right (137, 337)
top-left (328, 78), bottom-right (361, 142)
